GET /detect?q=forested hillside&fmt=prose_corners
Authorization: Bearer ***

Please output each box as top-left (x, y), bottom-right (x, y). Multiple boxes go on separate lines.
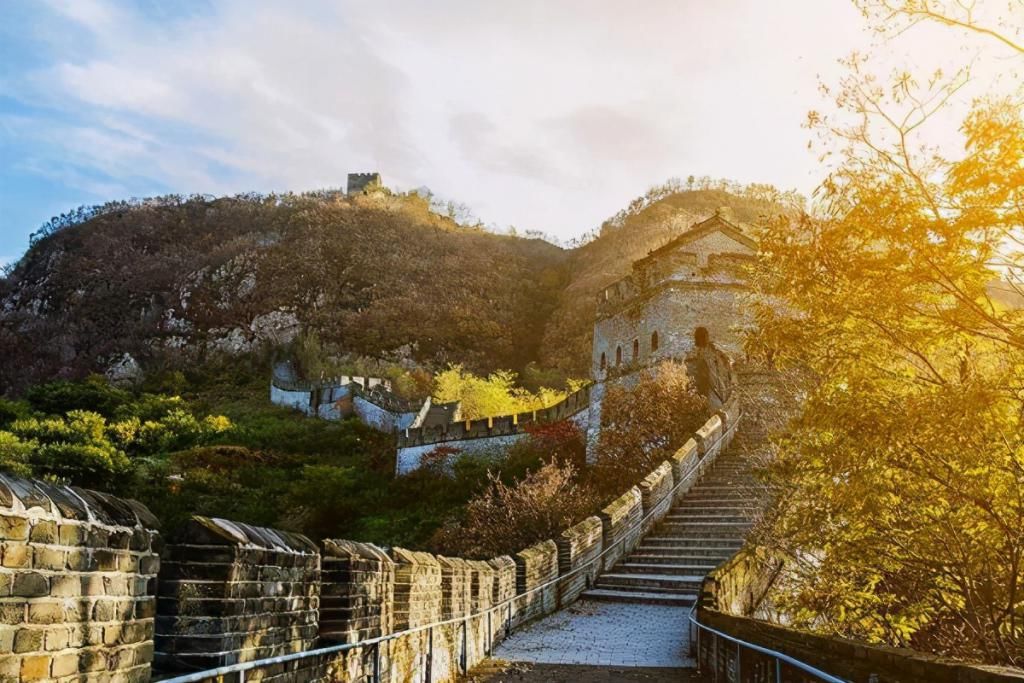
top-left (0, 179), bottom-right (799, 391)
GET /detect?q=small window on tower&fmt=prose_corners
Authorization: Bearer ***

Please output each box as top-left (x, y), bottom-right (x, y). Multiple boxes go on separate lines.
top-left (616, 346), bottom-right (622, 365)
top-left (651, 331), bottom-right (659, 352)
top-left (600, 352), bottom-right (607, 370)
top-left (632, 339), bottom-right (639, 360)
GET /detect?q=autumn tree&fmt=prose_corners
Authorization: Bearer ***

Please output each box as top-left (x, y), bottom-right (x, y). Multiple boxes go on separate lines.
top-left (593, 361), bottom-right (708, 489)
top-left (750, 1), bottom-right (1024, 664)
top-left (430, 459), bottom-right (600, 558)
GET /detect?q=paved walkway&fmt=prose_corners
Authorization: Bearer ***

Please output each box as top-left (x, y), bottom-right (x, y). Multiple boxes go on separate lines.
top-left (487, 599), bottom-right (694, 668)
top-left (467, 662), bottom-right (700, 682)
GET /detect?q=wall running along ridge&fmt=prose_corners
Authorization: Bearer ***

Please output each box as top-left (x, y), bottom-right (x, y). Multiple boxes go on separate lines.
top-left (270, 372), bottom-right (592, 476)
top-left (0, 407), bottom-right (739, 683)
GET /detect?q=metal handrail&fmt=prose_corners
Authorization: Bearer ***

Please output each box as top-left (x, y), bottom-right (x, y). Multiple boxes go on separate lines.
top-left (689, 611), bottom-right (849, 683)
top-left (160, 411), bottom-right (745, 683)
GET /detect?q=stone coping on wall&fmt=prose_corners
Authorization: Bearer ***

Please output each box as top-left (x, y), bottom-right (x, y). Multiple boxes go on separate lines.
top-left (183, 516), bottom-right (319, 554)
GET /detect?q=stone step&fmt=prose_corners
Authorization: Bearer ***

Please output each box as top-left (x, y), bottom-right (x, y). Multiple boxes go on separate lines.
top-left (597, 573), bottom-right (704, 591)
top-left (640, 537), bottom-right (745, 548)
top-left (580, 588), bottom-right (697, 606)
top-left (657, 523), bottom-right (751, 537)
top-left (675, 502), bottom-right (757, 509)
top-left (664, 514), bottom-right (751, 523)
top-left (632, 548), bottom-right (737, 560)
top-left (618, 562), bottom-right (718, 574)
top-left (627, 553), bottom-right (731, 564)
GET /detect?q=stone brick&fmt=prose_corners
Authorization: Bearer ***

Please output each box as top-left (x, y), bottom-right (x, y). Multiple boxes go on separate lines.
top-left (32, 546), bottom-right (66, 570)
top-left (19, 655), bottom-right (51, 681)
top-left (44, 627), bottom-right (69, 651)
top-left (2, 542), bottom-right (31, 569)
top-left (49, 574), bottom-right (80, 598)
top-left (0, 601), bottom-right (25, 624)
top-left (0, 514), bottom-right (28, 541)
top-left (28, 520), bottom-right (58, 544)
top-left (11, 572), bottom-right (48, 597)
top-left (14, 627), bottom-right (43, 652)
top-left (0, 654), bottom-right (17, 681)
top-left (58, 522), bottom-right (86, 546)
top-left (50, 652), bottom-right (78, 678)
top-left (28, 602), bottom-right (65, 625)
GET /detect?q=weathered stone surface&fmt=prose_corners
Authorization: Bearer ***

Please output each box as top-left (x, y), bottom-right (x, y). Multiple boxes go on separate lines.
top-left (556, 516), bottom-right (603, 607)
top-left (598, 486), bottom-right (643, 571)
top-left (154, 517), bottom-right (320, 673)
top-left (669, 439), bottom-right (701, 500)
top-left (514, 540), bottom-right (559, 627)
top-left (694, 414), bottom-right (723, 459)
top-left (638, 461), bottom-right (674, 535)
top-left (319, 539), bottom-right (394, 644)
top-left (0, 473), bottom-right (159, 683)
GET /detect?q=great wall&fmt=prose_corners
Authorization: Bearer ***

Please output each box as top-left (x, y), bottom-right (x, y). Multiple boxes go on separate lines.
top-left (4, 208), bottom-right (1023, 682)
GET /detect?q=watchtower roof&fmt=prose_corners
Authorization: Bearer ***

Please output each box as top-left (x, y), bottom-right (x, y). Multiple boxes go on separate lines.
top-left (637, 211), bottom-right (757, 267)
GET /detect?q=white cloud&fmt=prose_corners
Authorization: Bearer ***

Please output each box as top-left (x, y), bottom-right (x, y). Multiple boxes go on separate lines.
top-left (8, 0), bottom-right (1018, 241)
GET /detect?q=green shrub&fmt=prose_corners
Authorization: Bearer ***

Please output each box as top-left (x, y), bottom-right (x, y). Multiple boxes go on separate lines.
top-left (25, 376), bottom-right (131, 417)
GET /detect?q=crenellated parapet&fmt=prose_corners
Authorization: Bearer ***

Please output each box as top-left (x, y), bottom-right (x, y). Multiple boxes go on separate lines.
top-left (0, 402), bottom-right (746, 683)
top-left (395, 385), bottom-right (591, 450)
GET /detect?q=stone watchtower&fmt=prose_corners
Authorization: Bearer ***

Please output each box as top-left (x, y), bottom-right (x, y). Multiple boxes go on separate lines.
top-left (591, 208), bottom-right (756, 380)
top-left (347, 172), bottom-right (383, 195)
top-left (585, 209), bottom-right (756, 456)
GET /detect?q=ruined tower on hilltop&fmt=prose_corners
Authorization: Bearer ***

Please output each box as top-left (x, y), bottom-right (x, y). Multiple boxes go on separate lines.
top-left (347, 172), bottom-right (383, 195)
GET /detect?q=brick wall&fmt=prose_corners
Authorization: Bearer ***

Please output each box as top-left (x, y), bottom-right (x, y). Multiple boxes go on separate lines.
top-left (669, 438), bottom-right (701, 501)
top-left (556, 516), bottom-right (603, 606)
top-left (319, 539), bottom-right (393, 643)
top-left (154, 517), bottom-right (320, 673)
top-left (638, 461), bottom-right (674, 535)
top-left (513, 540), bottom-right (558, 626)
top-left (0, 474), bottom-right (160, 683)
top-left (598, 486), bottom-right (643, 571)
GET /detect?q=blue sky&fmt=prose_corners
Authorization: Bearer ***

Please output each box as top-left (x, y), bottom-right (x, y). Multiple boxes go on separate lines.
top-left (0, 0), bottom-right (1007, 268)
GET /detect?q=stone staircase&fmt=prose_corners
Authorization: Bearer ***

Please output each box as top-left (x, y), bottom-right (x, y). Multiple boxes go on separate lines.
top-left (582, 448), bottom-right (761, 606)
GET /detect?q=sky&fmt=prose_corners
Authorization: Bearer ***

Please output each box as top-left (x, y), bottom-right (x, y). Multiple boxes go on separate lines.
top-left (0, 0), bottom-right (1011, 266)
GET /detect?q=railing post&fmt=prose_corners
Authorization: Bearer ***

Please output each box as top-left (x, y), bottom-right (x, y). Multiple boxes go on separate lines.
top-left (506, 601), bottom-right (512, 638)
top-left (736, 641), bottom-right (741, 682)
top-left (776, 658), bottom-right (782, 683)
top-left (238, 670), bottom-right (245, 683)
top-left (714, 633), bottom-right (719, 683)
top-left (487, 609), bottom-right (493, 655)
top-left (426, 626), bottom-right (433, 683)
top-left (372, 640), bottom-right (381, 683)
top-left (461, 616), bottom-right (469, 673)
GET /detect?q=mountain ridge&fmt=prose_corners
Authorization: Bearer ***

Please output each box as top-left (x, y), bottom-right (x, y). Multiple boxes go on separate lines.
top-left (0, 182), bottom-right (793, 393)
